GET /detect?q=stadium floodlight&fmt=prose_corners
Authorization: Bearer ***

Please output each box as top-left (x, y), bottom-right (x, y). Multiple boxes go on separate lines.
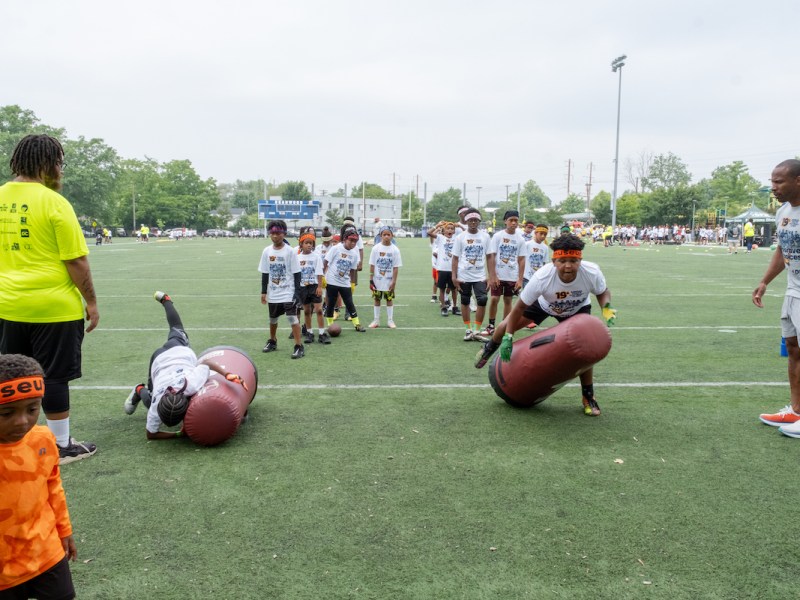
top-left (611, 54), bottom-right (627, 229)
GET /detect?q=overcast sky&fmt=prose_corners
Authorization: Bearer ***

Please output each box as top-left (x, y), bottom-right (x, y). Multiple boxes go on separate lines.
top-left (3, 0), bottom-right (796, 205)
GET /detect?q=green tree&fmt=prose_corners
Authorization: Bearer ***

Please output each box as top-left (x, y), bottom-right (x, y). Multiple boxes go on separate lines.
top-left (641, 152), bottom-right (692, 191)
top-left (708, 161), bottom-right (762, 214)
top-left (0, 105), bottom-right (64, 183)
top-left (559, 193), bottom-right (586, 214)
top-left (61, 136), bottom-right (120, 223)
top-left (615, 192), bottom-right (643, 225)
top-left (325, 208), bottom-right (343, 229)
top-left (519, 179), bottom-right (551, 209)
top-left (639, 185), bottom-right (701, 225)
top-left (350, 182), bottom-right (392, 199)
top-left (276, 180), bottom-right (311, 201)
top-left (111, 158), bottom-right (161, 230)
top-left (590, 191), bottom-right (612, 224)
top-left (425, 187), bottom-right (464, 224)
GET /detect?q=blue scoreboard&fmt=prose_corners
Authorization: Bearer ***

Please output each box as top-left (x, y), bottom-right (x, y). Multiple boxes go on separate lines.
top-left (258, 199), bottom-right (320, 220)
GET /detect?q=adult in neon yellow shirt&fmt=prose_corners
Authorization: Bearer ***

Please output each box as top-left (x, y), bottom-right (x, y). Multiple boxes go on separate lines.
top-left (0, 134), bottom-right (99, 465)
top-left (743, 218), bottom-right (755, 253)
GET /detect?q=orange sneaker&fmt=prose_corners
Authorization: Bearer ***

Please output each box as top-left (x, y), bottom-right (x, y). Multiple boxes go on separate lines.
top-left (582, 396), bottom-right (601, 416)
top-left (759, 405), bottom-right (800, 426)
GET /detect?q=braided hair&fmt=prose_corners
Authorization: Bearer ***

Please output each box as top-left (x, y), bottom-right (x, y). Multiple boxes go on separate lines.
top-left (9, 134), bottom-right (64, 190)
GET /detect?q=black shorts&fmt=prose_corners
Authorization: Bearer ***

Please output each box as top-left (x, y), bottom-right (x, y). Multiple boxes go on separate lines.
top-left (0, 319), bottom-right (84, 383)
top-left (1, 555), bottom-right (75, 600)
top-left (459, 281), bottom-right (488, 306)
top-left (268, 301), bottom-right (300, 319)
top-left (522, 302), bottom-right (591, 326)
top-left (298, 286), bottom-right (322, 306)
top-left (437, 271), bottom-right (455, 291)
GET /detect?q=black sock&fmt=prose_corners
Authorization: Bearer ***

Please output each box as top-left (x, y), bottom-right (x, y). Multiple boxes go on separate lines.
top-left (582, 384), bottom-right (594, 400)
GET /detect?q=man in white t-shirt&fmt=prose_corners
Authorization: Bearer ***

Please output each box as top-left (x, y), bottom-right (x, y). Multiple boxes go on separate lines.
top-left (451, 209), bottom-right (491, 341)
top-left (123, 292), bottom-right (247, 439)
top-left (474, 234), bottom-right (616, 416)
top-left (259, 220), bottom-right (304, 358)
top-left (754, 159), bottom-right (800, 437)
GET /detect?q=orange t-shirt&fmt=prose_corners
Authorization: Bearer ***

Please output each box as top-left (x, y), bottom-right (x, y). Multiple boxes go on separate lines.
top-left (0, 425), bottom-right (72, 590)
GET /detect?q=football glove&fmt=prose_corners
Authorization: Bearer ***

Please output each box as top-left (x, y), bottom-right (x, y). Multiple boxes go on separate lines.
top-left (499, 333), bottom-right (514, 362)
top-left (369, 279), bottom-right (377, 292)
top-left (226, 373), bottom-right (248, 391)
top-left (602, 303), bottom-right (617, 326)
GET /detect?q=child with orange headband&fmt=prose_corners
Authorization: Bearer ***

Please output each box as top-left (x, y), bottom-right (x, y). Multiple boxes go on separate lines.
top-left (297, 229), bottom-right (329, 344)
top-left (474, 234), bottom-right (616, 416)
top-left (0, 354), bottom-right (77, 598)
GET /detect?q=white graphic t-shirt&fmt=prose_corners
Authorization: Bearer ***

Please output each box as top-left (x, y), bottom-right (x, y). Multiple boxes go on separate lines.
top-left (520, 260), bottom-right (606, 317)
top-left (777, 202), bottom-right (800, 299)
top-left (523, 240), bottom-right (550, 280)
top-left (324, 243), bottom-right (360, 288)
top-left (452, 230), bottom-right (490, 283)
top-left (369, 243), bottom-right (403, 291)
top-left (489, 229), bottom-right (525, 282)
top-left (258, 243), bottom-right (301, 302)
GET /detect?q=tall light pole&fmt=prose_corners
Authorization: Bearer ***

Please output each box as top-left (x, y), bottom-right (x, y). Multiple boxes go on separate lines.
top-left (611, 54), bottom-right (627, 229)
top-left (476, 186), bottom-right (482, 210)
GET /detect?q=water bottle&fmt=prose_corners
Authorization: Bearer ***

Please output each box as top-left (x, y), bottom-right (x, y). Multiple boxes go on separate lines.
top-left (781, 337), bottom-right (788, 357)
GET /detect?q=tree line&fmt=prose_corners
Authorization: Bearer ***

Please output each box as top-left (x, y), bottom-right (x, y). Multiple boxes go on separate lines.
top-left (1, 105), bottom-right (771, 231)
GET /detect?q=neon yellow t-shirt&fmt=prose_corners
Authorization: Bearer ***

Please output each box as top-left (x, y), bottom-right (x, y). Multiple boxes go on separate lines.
top-left (744, 222), bottom-right (755, 237)
top-left (0, 182), bottom-right (89, 322)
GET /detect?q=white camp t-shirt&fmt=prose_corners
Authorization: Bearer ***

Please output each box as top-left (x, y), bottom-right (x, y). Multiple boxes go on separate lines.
top-left (146, 346), bottom-right (210, 433)
top-left (489, 229), bottom-right (526, 282)
top-left (258, 243), bottom-right (301, 303)
top-left (777, 202), bottom-right (800, 299)
top-left (369, 243), bottom-right (403, 291)
top-left (451, 230), bottom-right (490, 283)
top-left (433, 233), bottom-right (456, 272)
top-left (298, 251), bottom-right (324, 287)
top-left (520, 260), bottom-right (607, 317)
top-left (324, 243), bottom-right (360, 288)
top-left (523, 240), bottom-right (550, 280)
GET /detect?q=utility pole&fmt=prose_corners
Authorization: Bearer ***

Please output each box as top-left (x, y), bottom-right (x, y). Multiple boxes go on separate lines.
top-left (505, 185), bottom-right (510, 202)
top-left (416, 174), bottom-right (419, 199)
top-left (423, 182), bottom-right (428, 228)
top-left (516, 183), bottom-right (521, 216)
top-left (611, 54), bottom-right (627, 228)
top-left (392, 173), bottom-right (396, 197)
top-left (566, 159), bottom-right (572, 196)
top-left (463, 182), bottom-right (467, 203)
top-left (586, 162), bottom-right (593, 212)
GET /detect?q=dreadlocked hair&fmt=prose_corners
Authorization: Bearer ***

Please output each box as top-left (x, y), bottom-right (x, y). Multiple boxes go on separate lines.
top-left (9, 134), bottom-right (64, 181)
top-left (0, 354), bottom-right (44, 384)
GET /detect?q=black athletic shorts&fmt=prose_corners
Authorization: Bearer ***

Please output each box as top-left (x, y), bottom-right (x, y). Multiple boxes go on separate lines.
top-left (298, 285), bottom-right (322, 306)
top-left (268, 301), bottom-right (300, 319)
top-left (0, 555), bottom-right (75, 600)
top-left (437, 271), bottom-right (455, 291)
top-left (0, 319), bottom-right (84, 383)
top-left (522, 302), bottom-right (591, 326)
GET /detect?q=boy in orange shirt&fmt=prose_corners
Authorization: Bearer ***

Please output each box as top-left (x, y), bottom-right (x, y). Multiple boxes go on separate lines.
top-left (0, 354), bottom-right (77, 598)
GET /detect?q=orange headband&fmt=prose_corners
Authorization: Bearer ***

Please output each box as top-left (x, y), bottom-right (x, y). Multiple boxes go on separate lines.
top-left (552, 249), bottom-right (582, 259)
top-left (299, 232), bottom-right (315, 244)
top-left (535, 226), bottom-right (548, 233)
top-left (0, 376), bottom-right (45, 404)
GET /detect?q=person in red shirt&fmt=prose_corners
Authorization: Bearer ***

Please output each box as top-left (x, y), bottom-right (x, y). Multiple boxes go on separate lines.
top-left (0, 354), bottom-right (77, 598)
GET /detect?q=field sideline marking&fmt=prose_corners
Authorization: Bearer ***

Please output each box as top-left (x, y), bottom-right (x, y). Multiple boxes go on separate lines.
top-left (75, 381), bottom-right (785, 391)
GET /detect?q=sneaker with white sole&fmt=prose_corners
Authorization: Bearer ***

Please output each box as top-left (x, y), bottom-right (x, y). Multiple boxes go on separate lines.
top-left (368, 321), bottom-right (380, 328)
top-left (475, 340), bottom-right (500, 368)
top-left (759, 405), bottom-right (800, 426)
top-left (124, 384), bottom-right (145, 415)
top-left (779, 420), bottom-right (800, 438)
top-left (440, 306), bottom-right (449, 317)
top-left (59, 438), bottom-right (97, 465)
top-left (387, 321), bottom-right (397, 329)
top-left (318, 332), bottom-right (332, 344)
top-left (291, 345), bottom-right (305, 359)
top-left (463, 330), bottom-right (474, 342)
top-left (154, 291), bottom-right (171, 304)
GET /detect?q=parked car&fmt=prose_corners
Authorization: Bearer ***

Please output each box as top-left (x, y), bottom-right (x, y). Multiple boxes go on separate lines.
top-left (394, 228), bottom-right (413, 238)
top-left (203, 229), bottom-right (225, 238)
top-left (115, 227), bottom-right (128, 237)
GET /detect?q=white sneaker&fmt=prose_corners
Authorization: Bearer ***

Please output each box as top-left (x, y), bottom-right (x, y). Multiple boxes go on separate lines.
top-left (368, 321), bottom-right (379, 329)
top-left (779, 420), bottom-right (800, 438)
top-left (463, 330), bottom-right (474, 341)
top-left (387, 321), bottom-right (397, 329)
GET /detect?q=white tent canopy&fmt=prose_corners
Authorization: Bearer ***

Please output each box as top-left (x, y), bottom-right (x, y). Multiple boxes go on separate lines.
top-left (726, 204), bottom-right (774, 224)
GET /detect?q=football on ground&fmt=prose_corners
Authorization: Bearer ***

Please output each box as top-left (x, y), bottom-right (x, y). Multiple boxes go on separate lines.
top-left (328, 323), bottom-right (342, 337)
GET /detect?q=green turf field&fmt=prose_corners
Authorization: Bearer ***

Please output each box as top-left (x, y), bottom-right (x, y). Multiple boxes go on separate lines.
top-left (63, 236), bottom-right (796, 599)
